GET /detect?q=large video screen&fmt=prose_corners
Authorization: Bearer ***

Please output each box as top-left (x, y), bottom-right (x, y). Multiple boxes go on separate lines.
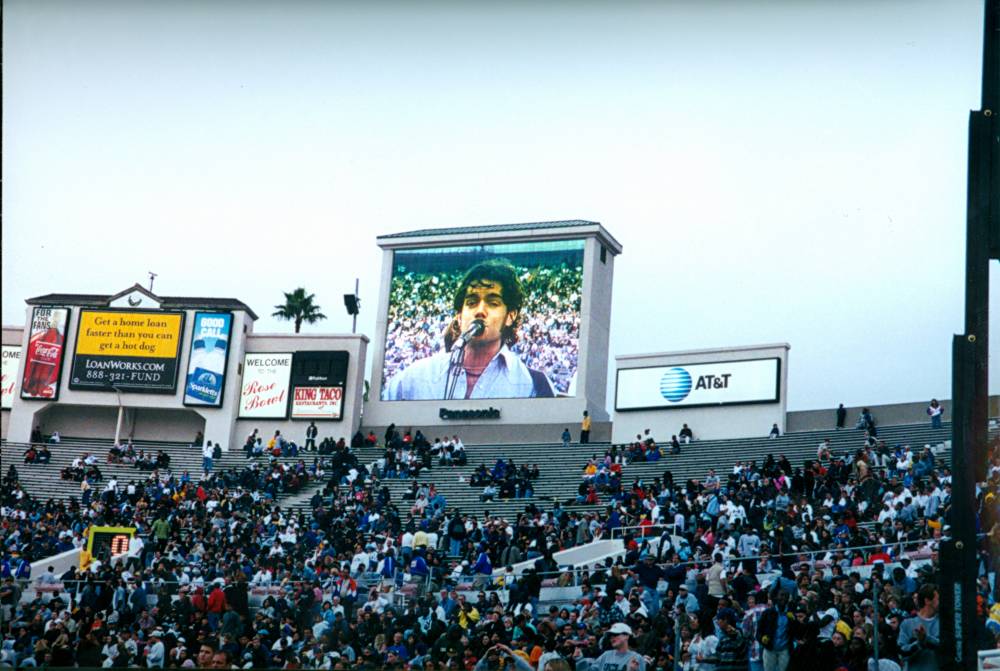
top-left (381, 239), bottom-right (584, 401)
top-left (69, 310), bottom-right (185, 393)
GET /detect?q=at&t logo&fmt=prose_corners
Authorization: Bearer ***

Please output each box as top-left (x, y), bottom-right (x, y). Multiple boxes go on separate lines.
top-left (660, 367), bottom-right (692, 402)
top-left (660, 367), bottom-right (733, 402)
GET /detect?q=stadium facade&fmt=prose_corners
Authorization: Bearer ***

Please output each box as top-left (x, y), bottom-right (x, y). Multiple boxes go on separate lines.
top-left (1, 285), bottom-right (367, 449)
top-left (4, 221), bottom-right (989, 447)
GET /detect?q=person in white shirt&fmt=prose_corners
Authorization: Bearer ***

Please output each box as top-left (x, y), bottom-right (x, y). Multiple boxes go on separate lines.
top-left (201, 442), bottom-right (215, 476)
top-left (126, 535), bottom-right (145, 570)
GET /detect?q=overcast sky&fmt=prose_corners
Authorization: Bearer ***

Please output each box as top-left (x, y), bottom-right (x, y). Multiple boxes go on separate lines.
top-left (3, 0), bottom-right (997, 412)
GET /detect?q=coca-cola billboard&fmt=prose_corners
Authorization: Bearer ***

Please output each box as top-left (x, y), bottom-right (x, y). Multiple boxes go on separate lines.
top-left (21, 307), bottom-right (71, 401)
top-left (238, 353), bottom-right (293, 419)
top-left (2, 346), bottom-right (21, 409)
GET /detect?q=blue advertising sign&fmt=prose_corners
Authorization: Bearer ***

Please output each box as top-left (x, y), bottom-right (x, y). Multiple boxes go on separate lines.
top-left (183, 312), bottom-right (233, 406)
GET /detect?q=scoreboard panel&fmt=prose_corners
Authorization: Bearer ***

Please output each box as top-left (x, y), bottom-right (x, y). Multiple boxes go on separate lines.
top-left (81, 526), bottom-right (136, 568)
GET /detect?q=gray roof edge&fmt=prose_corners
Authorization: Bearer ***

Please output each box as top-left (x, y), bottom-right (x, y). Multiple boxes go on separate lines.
top-left (616, 343), bottom-right (791, 362)
top-left (377, 219), bottom-right (597, 239)
top-left (24, 292), bottom-right (260, 321)
top-left (377, 220), bottom-right (622, 254)
top-left (247, 332), bottom-right (370, 343)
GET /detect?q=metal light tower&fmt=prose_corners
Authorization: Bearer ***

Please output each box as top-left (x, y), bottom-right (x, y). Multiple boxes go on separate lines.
top-left (939, 1), bottom-right (998, 668)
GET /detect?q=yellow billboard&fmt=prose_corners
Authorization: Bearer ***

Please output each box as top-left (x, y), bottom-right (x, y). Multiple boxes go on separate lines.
top-left (75, 311), bottom-right (183, 358)
top-left (70, 310), bottom-right (186, 393)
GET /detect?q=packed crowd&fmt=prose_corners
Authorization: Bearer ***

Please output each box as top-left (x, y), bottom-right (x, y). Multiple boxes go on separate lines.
top-left (1, 418), bottom-right (998, 670)
top-left (471, 460), bottom-right (541, 502)
top-left (382, 263), bottom-right (582, 395)
top-left (368, 427), bottom-right (469, 481)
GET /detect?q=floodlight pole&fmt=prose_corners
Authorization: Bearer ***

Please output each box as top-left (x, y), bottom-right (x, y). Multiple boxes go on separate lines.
top-left (112, 386), bottom-right (125, 448)
top-left (353, 278), bottom-right (359, 334)
top-left (939, 1), bottom-right (998, 668)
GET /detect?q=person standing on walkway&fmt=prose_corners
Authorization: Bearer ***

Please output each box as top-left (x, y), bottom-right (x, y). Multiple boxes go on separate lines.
top-left (202, 441), bottom-right (215, 477)
top-left (926, 399), bottom-right (944, 429)
top-left (836, 403), bottom-right (847, 430)
top-left (580, 411), bottom-right (592, 444)
top-left (562, 428), bottom-right (571, 448)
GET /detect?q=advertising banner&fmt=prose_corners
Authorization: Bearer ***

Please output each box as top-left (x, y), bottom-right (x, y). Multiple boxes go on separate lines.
top-left (69, 310), bottom-right (185, 393)
top-left (183, 312), bottom-right (233, 407)
top-left (2, 346), bottom-right (21, 409)
top-left (239, 353), bottom-right (293, 418)
top-left (288, 351), bottom-right (348, 420)
top-left (381, 239), bottom-right (584, 401)
top-left (616, 358), bottom-right (781, 411)
top-left (291, 386), bottom-right (344, 419)
top-left (21, 307), bottom-right (71, 401)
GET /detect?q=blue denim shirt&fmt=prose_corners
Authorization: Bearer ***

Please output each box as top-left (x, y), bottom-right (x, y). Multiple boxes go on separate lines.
top-left (385, 346), bottom-right (546, 400)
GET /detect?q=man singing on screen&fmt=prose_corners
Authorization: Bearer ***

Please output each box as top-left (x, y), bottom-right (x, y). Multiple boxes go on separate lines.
top-left (385, 260), bottom-right (555, 400)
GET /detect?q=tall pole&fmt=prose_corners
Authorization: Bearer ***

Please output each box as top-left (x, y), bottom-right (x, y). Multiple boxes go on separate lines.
top-left (940, 1), bottom-right (998, 667)
top-left (353, 278), bottom-right (359, 334)
top-left (872, 571), bottom-right (880, 664)
top-left (112, 387), bottom-right (124, 447)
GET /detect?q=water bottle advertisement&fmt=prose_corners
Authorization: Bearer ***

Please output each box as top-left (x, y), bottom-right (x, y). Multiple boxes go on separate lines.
top-left (20, 306), bottom-right (70, 401)
top-left (183, 312), bottom-right (233, 407)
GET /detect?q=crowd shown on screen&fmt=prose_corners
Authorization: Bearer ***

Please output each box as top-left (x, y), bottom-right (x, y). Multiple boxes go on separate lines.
top-left (382, 264), bottom-right (583, 396)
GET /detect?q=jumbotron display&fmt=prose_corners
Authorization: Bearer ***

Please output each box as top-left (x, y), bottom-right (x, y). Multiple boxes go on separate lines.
top-left (381, 240), bottom-right (584, 401)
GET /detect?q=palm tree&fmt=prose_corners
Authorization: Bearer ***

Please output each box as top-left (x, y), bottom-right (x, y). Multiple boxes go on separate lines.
top-left (272, 288), bottom-right (327, 333)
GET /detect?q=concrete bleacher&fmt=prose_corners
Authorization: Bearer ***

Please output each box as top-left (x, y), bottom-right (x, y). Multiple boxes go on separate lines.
top-left (0, 437), bottom-right (249, 502)
top-left (352, 421), bottom-right (961, 520)
top-left (2, 420), bottom-right (980, 522)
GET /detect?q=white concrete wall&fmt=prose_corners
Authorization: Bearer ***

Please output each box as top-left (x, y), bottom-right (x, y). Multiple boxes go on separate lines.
top-left (612, 343), bottom-right (790, 443)
top-left (237, 332), bottom-right (368, 445)
top-left (5, 307), bottom-right (256, 449)
top-left (4, 305), bottom-right (367, 450)
top-left (1, 326), bottom-right (24, 440)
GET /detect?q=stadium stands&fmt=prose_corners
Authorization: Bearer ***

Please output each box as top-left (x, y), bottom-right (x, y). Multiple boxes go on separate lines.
top-left (352, 421), bottom-right (955, 520)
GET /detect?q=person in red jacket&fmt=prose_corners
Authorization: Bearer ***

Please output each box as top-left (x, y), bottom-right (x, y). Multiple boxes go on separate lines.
top-left (207, 581), bottom-right (227, 631)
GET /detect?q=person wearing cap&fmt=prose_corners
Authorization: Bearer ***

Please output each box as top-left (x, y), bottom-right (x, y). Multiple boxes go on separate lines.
top-left (573, 622), bottom-right (647, 671)
top-left (675, 583), bottom-right (700, 614)
top-left (145, 630), bottom-right (165, 668)
top-left (629, 552), bottom-right (666, 617)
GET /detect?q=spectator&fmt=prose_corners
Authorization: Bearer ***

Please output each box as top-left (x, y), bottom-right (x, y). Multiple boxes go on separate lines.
top-left (927, 399), bottom-right (944, 429)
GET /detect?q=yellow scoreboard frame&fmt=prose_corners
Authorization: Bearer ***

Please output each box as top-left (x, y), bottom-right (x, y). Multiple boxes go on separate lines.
top-left (80, 526), bottom-right (136, 569)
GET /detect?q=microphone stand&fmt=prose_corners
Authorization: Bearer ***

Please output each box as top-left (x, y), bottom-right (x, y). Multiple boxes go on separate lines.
top-left (444, 341), bottom-right (467, 400)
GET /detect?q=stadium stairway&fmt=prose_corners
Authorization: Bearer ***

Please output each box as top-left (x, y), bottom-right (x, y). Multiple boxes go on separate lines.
top-left (347, 421), bottom-right (966, 521)
top-left (1, 437), bottom-right (249, 504)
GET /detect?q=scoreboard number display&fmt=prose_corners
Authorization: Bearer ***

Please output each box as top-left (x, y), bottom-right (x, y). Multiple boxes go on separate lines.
top-left (81, 526), bottom-right (136, 569)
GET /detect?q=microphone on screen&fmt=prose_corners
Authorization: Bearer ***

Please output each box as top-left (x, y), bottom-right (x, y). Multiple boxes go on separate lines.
top-left (451, 319), bottom-right (486, 349)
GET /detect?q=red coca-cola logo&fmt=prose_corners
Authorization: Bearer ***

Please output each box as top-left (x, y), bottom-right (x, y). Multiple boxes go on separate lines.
top-left (31, 343), bottom-right (62, 364)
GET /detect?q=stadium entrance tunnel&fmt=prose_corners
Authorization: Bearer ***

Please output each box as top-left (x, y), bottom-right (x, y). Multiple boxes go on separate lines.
top-left (30, 404), bottom-right (205, 444)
